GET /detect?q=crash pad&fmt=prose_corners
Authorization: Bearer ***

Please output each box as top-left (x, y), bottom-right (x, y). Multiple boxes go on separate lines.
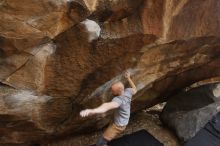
top-left (91, 129), bottom-right (163, 146)
top-left (184, 112), bottom-right (220, 146)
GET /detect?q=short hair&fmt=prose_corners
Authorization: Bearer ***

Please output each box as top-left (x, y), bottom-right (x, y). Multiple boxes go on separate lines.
top-left (111, 81), bottom-right (124, 95)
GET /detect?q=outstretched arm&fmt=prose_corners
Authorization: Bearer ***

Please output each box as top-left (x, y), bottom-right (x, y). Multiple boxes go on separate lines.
top-left (124, 71), bottom-right (137, 94)
top-left (80, 101), bottom-right (119, 117)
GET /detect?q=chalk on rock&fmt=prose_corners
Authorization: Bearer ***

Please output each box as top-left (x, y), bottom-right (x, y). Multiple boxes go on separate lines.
top-left (81, 19), bottom-right (101, 42)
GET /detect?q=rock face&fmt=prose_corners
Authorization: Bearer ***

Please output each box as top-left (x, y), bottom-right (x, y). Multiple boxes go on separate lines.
top-left (161, 83), bottom-right (220, 143)
top-left (0, 0), bottom-right (220, 145)
top-left (45, 109), bottom-right (180, 146)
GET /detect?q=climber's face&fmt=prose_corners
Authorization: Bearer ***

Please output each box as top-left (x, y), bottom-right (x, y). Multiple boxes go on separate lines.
top-left (111, 82), bottom-right (124, 96)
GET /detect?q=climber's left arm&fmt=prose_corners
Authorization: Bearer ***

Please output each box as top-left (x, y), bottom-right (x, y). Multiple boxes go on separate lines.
top-left (80, 101), bottom-right (119, 117)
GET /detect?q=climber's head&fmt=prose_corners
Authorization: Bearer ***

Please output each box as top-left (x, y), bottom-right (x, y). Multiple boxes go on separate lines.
top-left (111, 81), bottom-right (124, 96)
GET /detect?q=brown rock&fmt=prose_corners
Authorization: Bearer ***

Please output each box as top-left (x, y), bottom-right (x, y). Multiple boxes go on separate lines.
top-left (45, 110), bottom-right (180, 146)
top-left (0, 37), bottom-right (31, 81)
top-left (101, 13), bottom-right (143, 39)
top-left (4, 43), bottom-right (56, 91)
top-left (140, 0), bottom-right (220, 41)
top-left (0, 85), bottom-right (73, 144)
top-left (140, 0), bottom-right (165, 37)
top-left (0, 0), bottom-right (89, 39)
top-left (0, 0), bottom-right (220, 145)
top-left (167, 0), bottom-right (220, 40)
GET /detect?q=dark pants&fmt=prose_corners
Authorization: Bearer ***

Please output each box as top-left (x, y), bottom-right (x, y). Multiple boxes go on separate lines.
top-left (96, 136), bottom-right (109, 146)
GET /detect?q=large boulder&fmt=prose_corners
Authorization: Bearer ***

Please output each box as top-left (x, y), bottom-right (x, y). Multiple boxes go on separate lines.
top-left (44, 111), bottom-right (179, 146)
top-left (0, 0), bottom-right (220, 145)
top-left (161, 83), bottom-right (220, 143)
top-left (1, 36), bottom-right (220, 144)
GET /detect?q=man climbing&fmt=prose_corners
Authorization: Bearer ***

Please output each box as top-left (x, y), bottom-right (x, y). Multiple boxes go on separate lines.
top-left (80, 71), bottom-right (137, 146)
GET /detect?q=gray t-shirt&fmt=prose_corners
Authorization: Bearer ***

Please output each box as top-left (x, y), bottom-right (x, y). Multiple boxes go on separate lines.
top-left (112, 88), bottom-right (134, 126)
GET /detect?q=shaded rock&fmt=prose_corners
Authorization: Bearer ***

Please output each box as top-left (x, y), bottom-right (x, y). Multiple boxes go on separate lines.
top-left (82, 36), bottom-right (220, 115)
top-left (38, 27), bottom-right (147, 98)
top-left (140, 0), bottom-right (165, 37)
top-left (0, 85), bottom-right (73, 144)
top-left (49, 36), bottom-right (220, 138)
top-left (87, 0), bottom-right (144, 22)
top-left (1, 35), bottom-right (220, 144)
top-left (184, 112), bottom-right (220, 146)
top-left (0, 0), bottom-right (220, 145)
top-left (44, 110), bottom-right (180, 146)
top-left (100, 13), bottom-right (143, 39)
top-left (161, 83), bottom-right (220, 142)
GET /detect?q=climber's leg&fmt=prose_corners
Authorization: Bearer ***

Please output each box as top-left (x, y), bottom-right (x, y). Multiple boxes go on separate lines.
top-left (103, 123), bottom-right (126, 141)
top-left (96, 123), bottom-right (126, 146)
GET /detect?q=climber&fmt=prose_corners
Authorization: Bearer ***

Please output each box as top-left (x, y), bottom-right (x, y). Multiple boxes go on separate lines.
top-left (80, 71), bottom-right (137, 146)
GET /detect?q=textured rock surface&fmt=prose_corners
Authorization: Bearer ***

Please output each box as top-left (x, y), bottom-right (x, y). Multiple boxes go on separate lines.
top-left (161, 83), bottom-right (220, 143)
top-left (0, 0), bottom-right (220, 145)
top-left (45, 107), bottom-right (180, 146)
top-left (0, 0), bottom-right (89, 39)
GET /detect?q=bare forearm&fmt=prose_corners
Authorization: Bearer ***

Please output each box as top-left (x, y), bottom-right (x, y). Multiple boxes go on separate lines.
top-left (127, 77), bottom-right (137, 91)
top-left (93, 103), bottom-right (108, 114)
top-left (80, 102), bottom-right (119, 117)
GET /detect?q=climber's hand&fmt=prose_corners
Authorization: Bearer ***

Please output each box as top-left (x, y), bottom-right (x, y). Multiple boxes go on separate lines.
top-left (80, 109), bottom-right (95, 117)
top-left (124, 70), bottom-right (131, 79)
